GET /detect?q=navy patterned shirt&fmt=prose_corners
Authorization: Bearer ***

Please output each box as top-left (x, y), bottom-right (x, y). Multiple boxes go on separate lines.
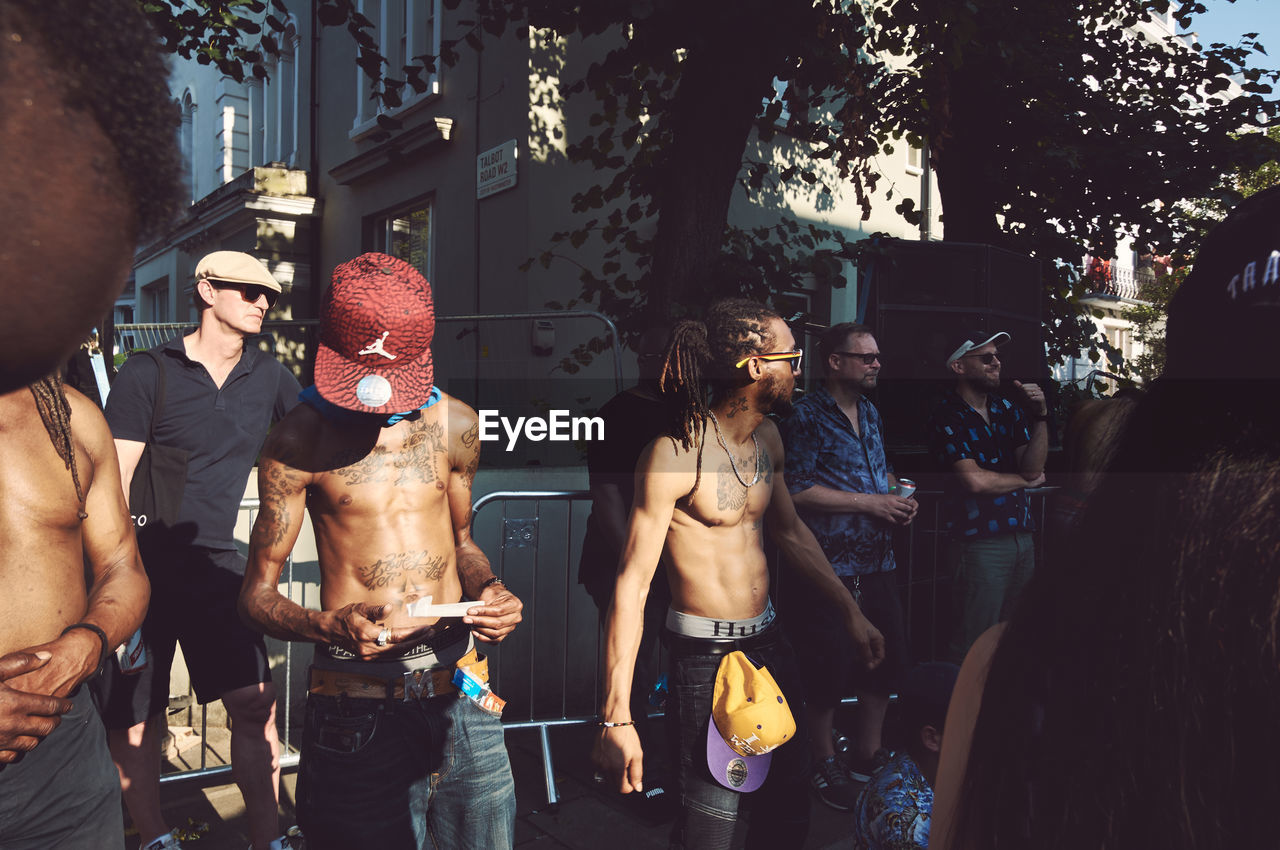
top-left (928, 389), bottom-right (1034, 539)
top-left (852, 749), bottom-right (933, 850)
top-left (781, 384), bottom-right (896, 577)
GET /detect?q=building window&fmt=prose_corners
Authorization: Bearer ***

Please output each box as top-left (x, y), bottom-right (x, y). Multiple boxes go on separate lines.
top-left (143, 278), bottom-right (170, 323)
top-left (248, 78), bottom-right (265, 167)
top-left (180, 91), bottom-right (197, 202)
top-left (905, 140), bottom-right (924, 175)
top-left (373, 201), bottom-right (433, 281)
top-left (271, 17), bottom-right (300, 165)
top-left (353, 0), bottom-right (442, 136)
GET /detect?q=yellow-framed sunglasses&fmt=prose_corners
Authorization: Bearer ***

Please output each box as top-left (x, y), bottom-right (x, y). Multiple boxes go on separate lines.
top-left (734, 349), bottom-right (804, 370)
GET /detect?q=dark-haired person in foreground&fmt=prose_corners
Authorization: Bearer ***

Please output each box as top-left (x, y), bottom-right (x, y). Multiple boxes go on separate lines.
top-left (241, 254), bottom-right (523, 850)
top-left (932, 186), bottom-right (1280, 850)
top-left (0, 0), bottom-right (183, 394)
top-left (0, 0), bottom-right (178, 845)
top-left (593, 299), bottom-right (884, 849)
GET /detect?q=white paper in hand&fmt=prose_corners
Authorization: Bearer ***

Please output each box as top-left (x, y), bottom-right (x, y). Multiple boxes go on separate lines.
top-left (405, 595), bottom-right (479, 619)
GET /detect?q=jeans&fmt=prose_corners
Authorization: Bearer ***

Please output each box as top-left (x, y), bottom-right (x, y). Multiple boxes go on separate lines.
top-left (665, 624), bottom-right (810, 850)
top-left (947, 531), bottom-right (1036, 663)
top-left (296, 690), bottom-right (516, 850)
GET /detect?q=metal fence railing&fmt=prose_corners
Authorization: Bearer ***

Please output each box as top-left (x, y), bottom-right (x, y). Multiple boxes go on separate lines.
top-left (158, 498), bottom-right (304, 785)
top-left (157, 486), bottom-right (1056, 803)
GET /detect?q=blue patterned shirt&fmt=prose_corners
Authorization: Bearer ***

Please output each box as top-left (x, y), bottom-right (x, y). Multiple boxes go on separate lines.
top-left (852, 749), bottom-right (933, 850)
top-left (928, 390), bottom-right (1034, 539)
top-left (780, 385), bottom-right (895, 577)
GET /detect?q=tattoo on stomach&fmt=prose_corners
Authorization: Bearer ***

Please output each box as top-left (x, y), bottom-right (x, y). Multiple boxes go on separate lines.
top-left (358, 551), bottom-right (449, 591)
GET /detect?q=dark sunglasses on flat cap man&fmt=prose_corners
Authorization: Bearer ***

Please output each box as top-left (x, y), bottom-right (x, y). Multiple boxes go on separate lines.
top-left (211, 280), bottom-right (279, 309)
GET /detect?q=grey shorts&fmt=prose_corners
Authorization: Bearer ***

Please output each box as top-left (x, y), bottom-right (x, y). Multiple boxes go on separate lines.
top-left (0, 687), bottom-right (123, 848)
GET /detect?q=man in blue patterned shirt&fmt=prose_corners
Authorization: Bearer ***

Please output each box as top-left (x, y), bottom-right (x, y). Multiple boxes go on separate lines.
top-left (852, 662), bottom-right (959, 850)
top-left (781, 323), bottom-right (917, 811)
top-left (928, 332), bottom-right (1047, 664)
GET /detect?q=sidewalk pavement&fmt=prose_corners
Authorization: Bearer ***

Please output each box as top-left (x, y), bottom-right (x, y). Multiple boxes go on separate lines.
top-left (144, 723), bottom-right (856, 850)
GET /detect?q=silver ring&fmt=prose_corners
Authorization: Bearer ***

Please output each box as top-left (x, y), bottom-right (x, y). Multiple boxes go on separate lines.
top-left (376, 628), bottom-right (391, 647)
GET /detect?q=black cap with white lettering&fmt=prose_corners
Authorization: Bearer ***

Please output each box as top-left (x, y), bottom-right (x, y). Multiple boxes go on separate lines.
top-left (1165, 185), bottom-right (1280, 380)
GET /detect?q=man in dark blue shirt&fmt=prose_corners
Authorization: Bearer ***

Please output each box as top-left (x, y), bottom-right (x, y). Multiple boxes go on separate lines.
top-left (927, 332), bottom-right (1047, 664)
top-left (781, 323), bottom-right (917, 811)
top-left (99, 252), bottom-right (301, 850)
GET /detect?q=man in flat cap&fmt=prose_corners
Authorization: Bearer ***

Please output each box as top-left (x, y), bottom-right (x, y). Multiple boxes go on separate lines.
top-left (100, 251), bottom-right (302, 850)
top-left (240, 253), bottom-right (523, 850)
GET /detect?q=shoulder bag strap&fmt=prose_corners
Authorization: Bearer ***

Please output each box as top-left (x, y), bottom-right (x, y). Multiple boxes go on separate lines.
top-left (142, 350), bottom-right (166, 443)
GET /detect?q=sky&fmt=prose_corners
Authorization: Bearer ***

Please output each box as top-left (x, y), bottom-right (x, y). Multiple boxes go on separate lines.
top-left (1189, 0), bottom-right (1280, 73)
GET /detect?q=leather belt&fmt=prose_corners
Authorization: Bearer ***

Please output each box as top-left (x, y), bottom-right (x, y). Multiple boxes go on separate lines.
top-left (308, 648), bottom-right (488, 701)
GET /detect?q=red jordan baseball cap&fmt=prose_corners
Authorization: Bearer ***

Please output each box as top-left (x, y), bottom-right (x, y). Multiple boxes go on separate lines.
top-left (314, 253), bottom-right (435, 413)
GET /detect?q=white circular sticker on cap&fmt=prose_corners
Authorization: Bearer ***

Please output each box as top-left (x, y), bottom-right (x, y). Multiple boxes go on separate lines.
top-left (356, 374), bottom-right (393, 408)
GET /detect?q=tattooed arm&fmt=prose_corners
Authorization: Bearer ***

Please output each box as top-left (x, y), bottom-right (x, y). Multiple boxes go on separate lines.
top-left (239, 410), bottom-right (410, 658)
top-left (447, 398), bottom-right (523, 643)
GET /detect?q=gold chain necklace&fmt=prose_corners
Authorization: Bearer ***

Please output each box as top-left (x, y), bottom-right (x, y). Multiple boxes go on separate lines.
top-left (708, 411), bottom-right (761, 489)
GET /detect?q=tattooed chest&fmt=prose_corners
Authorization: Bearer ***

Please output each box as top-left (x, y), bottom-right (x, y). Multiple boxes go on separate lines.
top-left (328, 422), bottom-right (447, 487)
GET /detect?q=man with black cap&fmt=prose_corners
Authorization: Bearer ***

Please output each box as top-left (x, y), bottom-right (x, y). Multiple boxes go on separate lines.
top-left (928, 332), bottom-right (1047, 663)
top-left (101, 251), bottom-right (302, 850)
top-left (240, 252), bottom-right (523, 850)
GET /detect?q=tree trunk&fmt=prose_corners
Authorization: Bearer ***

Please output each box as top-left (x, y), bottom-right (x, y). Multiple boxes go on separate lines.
top-left (645, 9), bottom-right (791, 319)
top-left (933, 74), bottom-right (1005, 246)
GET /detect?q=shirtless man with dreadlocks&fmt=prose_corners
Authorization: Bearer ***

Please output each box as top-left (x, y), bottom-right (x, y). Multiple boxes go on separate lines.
top-left (594, 298), bottom-right (885, 849)
top-left (0, 378), bottom-right (150, 845)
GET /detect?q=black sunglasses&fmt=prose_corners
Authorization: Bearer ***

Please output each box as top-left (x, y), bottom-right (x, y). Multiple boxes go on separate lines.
top-left (212, 281), bottom-right (279, 309)
top-left (835, 351), bottom-right (881, 365)
top-left (962, 352), bottom-right (1000, 365)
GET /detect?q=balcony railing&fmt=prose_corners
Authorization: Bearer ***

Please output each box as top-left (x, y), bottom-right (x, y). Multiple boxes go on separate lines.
top-left (1086, 265), bottom-right (1157, 301)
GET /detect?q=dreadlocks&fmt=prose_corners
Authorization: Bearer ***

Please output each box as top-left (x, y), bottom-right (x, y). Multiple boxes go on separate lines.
top-left (30, 373), bottom-right (86, 515)
top-left (657, 298), bottom-right (781, 498)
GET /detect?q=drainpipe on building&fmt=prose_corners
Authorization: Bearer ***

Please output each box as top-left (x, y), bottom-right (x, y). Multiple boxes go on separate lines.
top-left (307, 0), bottom-right (323, 382)
top-left (472, 28), bottom-right (484, 405)
top-left (919, 139), bottom-right (932, 242)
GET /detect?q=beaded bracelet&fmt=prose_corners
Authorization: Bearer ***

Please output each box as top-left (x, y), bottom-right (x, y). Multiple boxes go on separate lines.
top-left (61, 622), bottom-right (110, 677)
top-left (598, 720), bottom-right (636, 727)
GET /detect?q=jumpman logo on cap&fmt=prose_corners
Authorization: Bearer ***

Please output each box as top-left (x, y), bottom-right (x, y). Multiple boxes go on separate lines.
top-left (358, 331), bottom-right (398, 360)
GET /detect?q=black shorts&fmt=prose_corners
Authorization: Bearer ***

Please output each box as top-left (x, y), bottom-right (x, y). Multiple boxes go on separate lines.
top-left (781, 571), bottom-right (910, 705)
top-left (97, 545), bottom-right (272, 730)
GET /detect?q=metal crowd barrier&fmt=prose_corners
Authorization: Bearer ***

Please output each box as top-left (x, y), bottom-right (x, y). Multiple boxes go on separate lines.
top-left (157, 498), bottom-right (302, 786)
top-left (158, 486), bottom-right (1057, 807)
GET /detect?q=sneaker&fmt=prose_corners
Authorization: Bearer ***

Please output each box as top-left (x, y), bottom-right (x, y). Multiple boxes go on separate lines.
top-left (811, 755), bottom-right (861, 811)
top-left (841, 754), bottom-right (875, 784)
top-left (625, 783), bottom-right (678, 824)
top-left (141, 833), bottom-right (183, 850)
top-left (256, 826), bottom-right (306, 850)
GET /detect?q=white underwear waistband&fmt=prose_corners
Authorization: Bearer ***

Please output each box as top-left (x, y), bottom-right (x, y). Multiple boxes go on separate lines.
top-left (665, 600), bottom-right (776, 640)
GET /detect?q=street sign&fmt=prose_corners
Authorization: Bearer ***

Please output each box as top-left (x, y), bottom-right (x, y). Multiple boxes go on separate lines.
top-left (477, 139), bottom-right (518, 199)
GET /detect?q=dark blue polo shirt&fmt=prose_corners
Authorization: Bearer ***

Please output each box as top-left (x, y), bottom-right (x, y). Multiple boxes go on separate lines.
top-left (781, 384), bottom-right (896, 577)
top-left (105, 336), bottom-right (301, 553)
top-left (928, 389), bottom-right (1034, 539)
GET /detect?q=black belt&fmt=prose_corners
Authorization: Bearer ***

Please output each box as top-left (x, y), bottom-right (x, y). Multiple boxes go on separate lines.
top-left (320, 622), bottom-right (469, 662)
top-left (664, 622), bottom-right (780, 658)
